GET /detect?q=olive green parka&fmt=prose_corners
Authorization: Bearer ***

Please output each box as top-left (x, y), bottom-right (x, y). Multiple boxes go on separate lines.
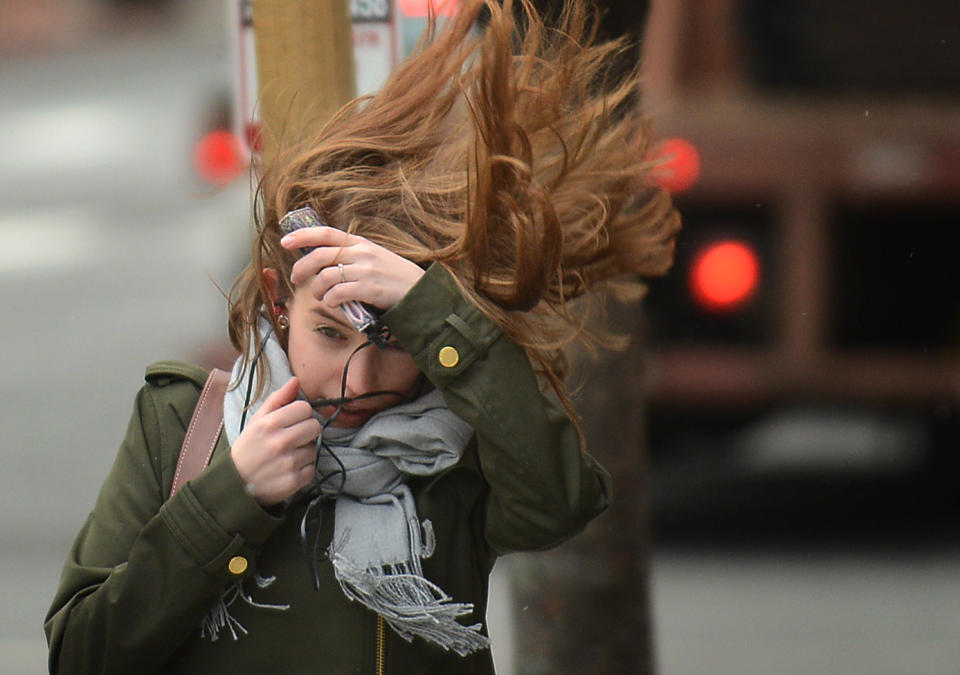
top-left (45, 264), bottom-right (612, 674)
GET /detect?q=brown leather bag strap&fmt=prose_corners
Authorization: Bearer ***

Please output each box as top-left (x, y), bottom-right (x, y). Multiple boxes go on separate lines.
top-left (169, 368), bottom-right (230, 498)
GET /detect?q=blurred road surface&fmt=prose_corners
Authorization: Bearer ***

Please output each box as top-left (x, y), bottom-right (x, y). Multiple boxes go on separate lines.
top-left (653, 549), bottom-right (960, 675)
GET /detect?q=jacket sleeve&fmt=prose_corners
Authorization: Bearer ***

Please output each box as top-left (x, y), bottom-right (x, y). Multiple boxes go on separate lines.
top-left (44, 377), bottom-right (284, 675)
top-left (382, 264), bottom-right (612, 556)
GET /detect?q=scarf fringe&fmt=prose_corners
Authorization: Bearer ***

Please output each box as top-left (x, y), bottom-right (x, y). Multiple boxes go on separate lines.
top-left (330, 552), bottom-right (490, 657)
top-left (328, 517), bottom-right (489, 656)
top-left (200, 574), bottom-right (290, 642)
top-left (419, 518), bottom-right (436, 559)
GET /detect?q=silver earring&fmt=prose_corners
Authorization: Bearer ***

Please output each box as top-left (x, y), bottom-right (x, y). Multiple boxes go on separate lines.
top-left (277, 314), bottom-right (289, 329)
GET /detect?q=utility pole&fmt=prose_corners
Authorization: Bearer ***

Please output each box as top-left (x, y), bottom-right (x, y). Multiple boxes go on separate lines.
top-left (251, 0), bottom-right (356, 163)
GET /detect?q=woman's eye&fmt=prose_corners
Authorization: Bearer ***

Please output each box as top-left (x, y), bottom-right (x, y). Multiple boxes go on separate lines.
top-left (317, 326), bottom-right (343, 340)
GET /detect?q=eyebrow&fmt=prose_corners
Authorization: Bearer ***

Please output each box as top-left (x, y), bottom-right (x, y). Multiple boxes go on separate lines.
top-left (310, 305), bottom-right (355, 332)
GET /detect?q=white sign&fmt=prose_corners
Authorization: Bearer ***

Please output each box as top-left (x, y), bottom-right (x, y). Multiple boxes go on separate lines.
top-left (354, 24), bottom-right (397, 96)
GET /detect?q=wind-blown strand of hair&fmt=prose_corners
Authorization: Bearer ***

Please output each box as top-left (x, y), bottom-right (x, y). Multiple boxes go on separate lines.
top-left (229, 0), bottom-right (680, 442)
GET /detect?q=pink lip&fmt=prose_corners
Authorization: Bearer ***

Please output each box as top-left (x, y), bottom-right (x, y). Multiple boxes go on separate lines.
top-left (320, 405), bottom-right (380, 427)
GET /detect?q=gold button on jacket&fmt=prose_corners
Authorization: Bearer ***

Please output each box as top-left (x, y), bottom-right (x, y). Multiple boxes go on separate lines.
top-left (227, 555), bottom-right (248, 576)
top-left (438, 345), bottom-right (460, 368)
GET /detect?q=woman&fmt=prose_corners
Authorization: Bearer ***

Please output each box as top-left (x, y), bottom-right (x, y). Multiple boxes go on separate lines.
top-left (45, 0), bottom-right (679, 672)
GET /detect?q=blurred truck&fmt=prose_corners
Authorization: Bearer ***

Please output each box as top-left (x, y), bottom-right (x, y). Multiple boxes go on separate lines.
top-left (638, 0), bottom-right (960, 479)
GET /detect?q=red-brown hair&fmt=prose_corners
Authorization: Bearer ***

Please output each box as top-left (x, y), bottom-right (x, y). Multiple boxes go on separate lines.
top-left (228, 0), bottom-right (680, 433)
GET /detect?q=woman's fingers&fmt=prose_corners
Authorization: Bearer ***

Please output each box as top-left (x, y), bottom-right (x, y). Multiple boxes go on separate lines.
top-left (295, 458), bottom-right (319, 488)
top-left (301, 264), bottom-right (352, 308)
top-left (252, 376), bottom-right (301, 419)
top-left (284, 226), bottom-right (358, 284)
top-left (304, 254), bottom-right (424, 311)
top-left (290, 244), bottom-right (356, 285)
top-left (292, 441), bottom-right (318, 464)
top-left (283, 416), bottom-right (322, 450)
top-left (281, 225), bottom-right (425, 311)
top-left (319, 279), bottom-right (375, 308)
top-left (231, 398), bottom-right (320, 505)
top-left (265, 398), bottom-right (315, 428)
top-left (281, 224), bottom-right (354, 250)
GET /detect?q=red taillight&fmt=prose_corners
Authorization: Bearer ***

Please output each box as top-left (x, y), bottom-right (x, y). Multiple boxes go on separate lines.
top-left (649, 137), bottom-right (701, 193)
top-left (193, 130), bottom-right (246, 186)
top-left (690, 240), bottom-right (760, 311)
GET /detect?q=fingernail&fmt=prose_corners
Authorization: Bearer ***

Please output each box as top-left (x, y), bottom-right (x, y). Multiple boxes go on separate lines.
top-left (280, 233), bottom-right (292, 245)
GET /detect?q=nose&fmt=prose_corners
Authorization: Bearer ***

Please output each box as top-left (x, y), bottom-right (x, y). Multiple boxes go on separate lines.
top-left (343, 344), bottom-right (382, 398)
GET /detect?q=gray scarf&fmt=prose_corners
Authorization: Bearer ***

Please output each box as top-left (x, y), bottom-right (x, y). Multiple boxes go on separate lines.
top-left (219, 321), bottom-right (489, 656)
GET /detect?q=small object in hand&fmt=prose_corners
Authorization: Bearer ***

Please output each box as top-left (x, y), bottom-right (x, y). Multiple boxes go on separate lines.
top-left (278, 207), bottom-right (391, 347)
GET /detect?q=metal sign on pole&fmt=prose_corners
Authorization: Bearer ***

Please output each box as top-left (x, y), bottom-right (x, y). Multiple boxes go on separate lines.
top-left (231, 0), bottom-right (259, 154)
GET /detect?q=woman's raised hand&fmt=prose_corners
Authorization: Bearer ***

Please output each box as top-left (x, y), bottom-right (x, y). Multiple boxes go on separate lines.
top-left (282, 226), bottom-right (425, 311)
top-left (230, 376), bottom-right (321, 506)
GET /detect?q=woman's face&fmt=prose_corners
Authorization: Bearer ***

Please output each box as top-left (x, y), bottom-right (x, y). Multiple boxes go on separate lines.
top-left (283, 282), bottom-right (422, 427)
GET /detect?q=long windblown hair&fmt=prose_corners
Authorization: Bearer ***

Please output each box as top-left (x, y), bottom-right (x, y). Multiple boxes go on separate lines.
top-left (228, 0), bottom-right (680, 431)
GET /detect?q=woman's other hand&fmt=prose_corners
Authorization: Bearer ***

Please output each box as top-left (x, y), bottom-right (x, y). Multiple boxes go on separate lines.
top-left (281, 226), bottom-right (425, 311)
top-left (230, 376), bottom-right (321, 505)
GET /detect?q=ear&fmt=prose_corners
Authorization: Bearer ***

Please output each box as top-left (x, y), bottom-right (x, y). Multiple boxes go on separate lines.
top-left (262, 268), bottom-right (284, 306)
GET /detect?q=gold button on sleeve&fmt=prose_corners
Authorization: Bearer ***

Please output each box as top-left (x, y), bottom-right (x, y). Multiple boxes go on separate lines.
top-left (438, 345), bottom-right (460, 368)
top-left (227, 555), bottom-right (248, 576)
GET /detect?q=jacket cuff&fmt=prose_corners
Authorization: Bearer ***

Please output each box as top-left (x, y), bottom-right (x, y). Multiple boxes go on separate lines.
top-left (382, 263), bottom-right (502, 387)
top-left (188, 447), bottom-right (283, 546)
top-left (159, 447), bottom-right (283, 577)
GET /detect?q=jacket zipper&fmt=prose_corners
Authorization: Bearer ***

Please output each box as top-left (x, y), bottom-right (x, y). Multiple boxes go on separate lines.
top-left (376, 615), bottom-right (386, 675)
